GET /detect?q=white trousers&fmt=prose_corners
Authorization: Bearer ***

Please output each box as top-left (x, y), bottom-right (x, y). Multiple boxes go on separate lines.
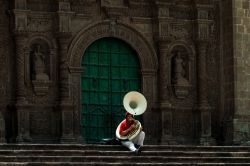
top-left (121, 131), bottom-right (145, 151)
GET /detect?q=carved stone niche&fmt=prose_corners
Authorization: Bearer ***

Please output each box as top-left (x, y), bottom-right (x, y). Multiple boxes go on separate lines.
top-left (170, 45), bottom-right (191, 99)
top-left (28, 40), bottom-right (52, 96)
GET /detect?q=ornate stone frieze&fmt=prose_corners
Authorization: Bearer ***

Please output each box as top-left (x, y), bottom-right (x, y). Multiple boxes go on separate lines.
top-left (28, 17), bottom-right (54, 32)
top-left (158, 21), bottom-right (193, 41)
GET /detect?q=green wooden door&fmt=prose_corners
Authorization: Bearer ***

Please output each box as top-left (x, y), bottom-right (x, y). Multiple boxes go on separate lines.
top-left (81, 38), bottom-right (141, 144)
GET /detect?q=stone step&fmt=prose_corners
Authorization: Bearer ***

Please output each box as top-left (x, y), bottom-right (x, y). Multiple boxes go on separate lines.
top-left (0, 162), bottom-right (250, 166)
top-left (0, 144), bottom-right (250, 152)
top-left (0, 150), bottom-right (249, 157)
top-left (0, 156), bottom-right (250, 163)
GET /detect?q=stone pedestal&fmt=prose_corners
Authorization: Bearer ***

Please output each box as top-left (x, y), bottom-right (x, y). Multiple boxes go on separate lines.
top-left (32, 80), bottom-right (52, 96)
top-left (173, 84), bottom-right (191, 99)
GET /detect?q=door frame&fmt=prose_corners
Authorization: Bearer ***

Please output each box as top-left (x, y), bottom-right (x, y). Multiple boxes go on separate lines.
top-left (67, 21), bottom-right (158, 143)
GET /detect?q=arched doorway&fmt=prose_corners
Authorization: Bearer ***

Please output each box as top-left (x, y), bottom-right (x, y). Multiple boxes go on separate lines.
top-left (81, 37), bottom-right (141, 143)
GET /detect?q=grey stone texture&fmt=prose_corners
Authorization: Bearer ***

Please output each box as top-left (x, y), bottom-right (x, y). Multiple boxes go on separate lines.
top-left (232, 0), bottom-right (250, 145)
top-left (0, 0), bottom-right (247, 145)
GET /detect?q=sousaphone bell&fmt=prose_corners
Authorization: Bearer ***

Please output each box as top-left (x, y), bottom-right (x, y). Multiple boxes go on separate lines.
top-left (123, 91), bottom-right (147, 115)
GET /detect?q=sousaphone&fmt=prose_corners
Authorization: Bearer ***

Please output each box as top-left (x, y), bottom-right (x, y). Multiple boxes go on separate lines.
top-left (116, 91), bottom-right (147, 140)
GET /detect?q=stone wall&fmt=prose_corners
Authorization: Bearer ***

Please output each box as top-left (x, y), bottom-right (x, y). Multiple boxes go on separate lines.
top-left (232, 0), bottom-right (250, 145)
top-left (0, 0), bottom-right (237, 145)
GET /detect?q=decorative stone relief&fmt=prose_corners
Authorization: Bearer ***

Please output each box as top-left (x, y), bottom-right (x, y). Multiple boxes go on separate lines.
top-left (170, 46), bottom-right (191, 99)
top-left (29, 41), bottom-right (52, 96)
top-left (15, 15), bottom-right (27, 31)
top-left (158, 8), bottom-right (169, 17)
top-left (28, 18), bottom-right (53, 32)
top-left (171, 23), bottom-right (191, 39)
top-left (159, 22), bottom-right (192, 39)
top-left (59, 2), bottom-right (71, 12)
top-left (30, 44), bottom-right (49, 81)
top-left (198, 23), bottom-right (209, 40)
top-left (160, 23), bottom-right (170, 37)
top-left (172, 51), bottom-right (189, 86)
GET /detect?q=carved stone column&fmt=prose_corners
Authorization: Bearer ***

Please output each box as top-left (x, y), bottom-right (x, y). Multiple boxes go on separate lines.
top-left (197, 41), bottom-right (215, 145)
top-left (58, 32), bottom-right (75, 143)
top-left (15, 32), bottom-right (31, 142)
top-left (158, 40), bottom-right (175, 144)
top-left (195, 6), bottom-right (216, 145)
top-left (158, 40), bottom-right (170, 101)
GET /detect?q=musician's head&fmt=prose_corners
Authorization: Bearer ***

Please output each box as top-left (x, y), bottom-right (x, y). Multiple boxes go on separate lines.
top-left (125, 112), bottom-right (134, 124)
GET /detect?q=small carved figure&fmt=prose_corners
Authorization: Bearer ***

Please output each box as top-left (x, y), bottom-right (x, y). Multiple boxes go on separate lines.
top-left (33, 45), bottom-right (49, 80)
top-left (173, 51), bottom-right (189, 85)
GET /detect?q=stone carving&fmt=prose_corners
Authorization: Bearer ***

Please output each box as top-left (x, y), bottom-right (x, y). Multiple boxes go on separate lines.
top-left (16, 16), bottom-right (27, 31)
top-left (198, 24), bottom-right (209, 40)
top-left (32, 45), bottom-right (49, 81)
top-left (171, 48), bottom-right (191, 99)
top-left (59, 2), bottom-right (70, 11)
top-left (158, 8), bottom-right (169, 17)
top-left (160, 23), bottom-right (169, 37)
top-left (172, 51), bottom-right (189, 86)
top-left (30, 42), bottom-right (51, 96)
top-left (28, 18), bottom-right (53, 32)
top-left (171, 23), bottom-right (191, 39)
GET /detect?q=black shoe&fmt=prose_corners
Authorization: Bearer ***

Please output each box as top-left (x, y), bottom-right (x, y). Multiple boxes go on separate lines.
top-left (134, 144), bottom-right (141, 149)
top-left (134, 146), bottom-right (141, 155)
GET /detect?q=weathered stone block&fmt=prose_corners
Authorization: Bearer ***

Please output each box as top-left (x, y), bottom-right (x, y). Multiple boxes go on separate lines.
top-left (242, 0), bottom-right (249, 9)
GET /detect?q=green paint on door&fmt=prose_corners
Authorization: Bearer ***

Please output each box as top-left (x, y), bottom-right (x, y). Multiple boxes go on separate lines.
top-left (81, 38), bottom-right (141, 144)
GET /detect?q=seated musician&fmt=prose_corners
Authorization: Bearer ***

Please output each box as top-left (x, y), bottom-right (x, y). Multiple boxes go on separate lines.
top-left (119, 112), bottom-right (145, 154)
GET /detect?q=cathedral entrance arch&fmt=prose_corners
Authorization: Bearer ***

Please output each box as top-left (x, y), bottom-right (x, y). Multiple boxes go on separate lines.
top-left (67, 21), bottom-right (158, 143)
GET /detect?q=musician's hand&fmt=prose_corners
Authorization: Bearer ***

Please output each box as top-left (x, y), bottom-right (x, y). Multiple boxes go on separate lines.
top-left (130, 124), bottom-right (135, 129)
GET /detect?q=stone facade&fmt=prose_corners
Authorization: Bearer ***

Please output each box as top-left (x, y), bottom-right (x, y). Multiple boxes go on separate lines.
top-left (0, 0), bottom-right (248, 145)
top-left (232, 0), bottom-right (250, 145)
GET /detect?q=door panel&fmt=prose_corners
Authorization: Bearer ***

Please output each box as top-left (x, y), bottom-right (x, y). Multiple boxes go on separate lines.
top-left (81, 38), bottom-right (141, 144)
